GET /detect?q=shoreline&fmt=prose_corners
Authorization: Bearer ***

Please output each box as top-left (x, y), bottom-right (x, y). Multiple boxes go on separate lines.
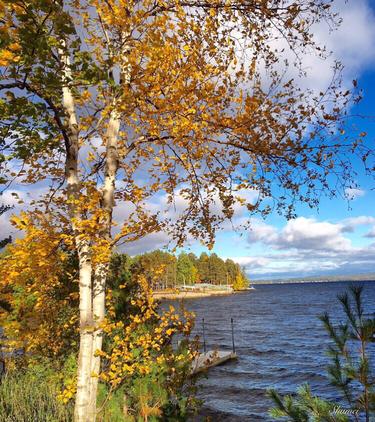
top-left (153, 290), bottom-right (236, 300)
top-left (153, 289), bottom-right (255, 299)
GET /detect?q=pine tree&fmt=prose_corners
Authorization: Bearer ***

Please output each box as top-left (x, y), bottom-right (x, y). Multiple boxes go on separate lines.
top-left (176, 252), bottom-right (196, 286)
top-left (207, 253), bottom-right (227, 285)
top-left (269, 286), bottom-right (375, 422)
top-left (225, 259), bottom-right (238, 285)
top-left (197, 253), bottom-right (210, 283)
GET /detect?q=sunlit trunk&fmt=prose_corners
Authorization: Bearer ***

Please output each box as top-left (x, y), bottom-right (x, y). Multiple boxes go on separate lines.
top-left (88, 106), bottom-right (120, 419)
top-left (59, 29), bottom-right (130, 419)
top-left (75, 241), bottom-right (94, 422)
top-left (88, 262), bottom-right (107, 419)
top-left (59, 40), bottom-right (96, 421)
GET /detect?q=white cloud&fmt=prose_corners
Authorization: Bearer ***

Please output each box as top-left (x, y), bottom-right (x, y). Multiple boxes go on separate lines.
top-left (285, 0), bottom-right (375, 90)
top-left (235, 215), bottom-right (375, 279)
top-left (0, 187), bottom-right (47, 241)
top-left (341, 215), bottom-right (375, 232)
top-left (116, 232), bottom-right (171, 255)
top-left (345, 188), bottom-right (366, 200)
top-left (365, 226), bottom-right (375, 238)
top-left (248, 220), bottom-right (278, 243)
top-left (279, 217), bottom-right (351, 252)
top-left (116, 187), bottom-right (259, 253)
top-left (248, 217), bottom-right (353, 253)
top-left (230, 256), bottom-right (270, 269)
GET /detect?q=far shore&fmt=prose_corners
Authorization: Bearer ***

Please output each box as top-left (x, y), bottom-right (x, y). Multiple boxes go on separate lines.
top-left (153, 290), bottom-right (235, 300)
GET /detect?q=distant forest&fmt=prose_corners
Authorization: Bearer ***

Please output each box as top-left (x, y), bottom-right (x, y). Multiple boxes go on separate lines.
top-left (110, 251), bottom-right (250, 291)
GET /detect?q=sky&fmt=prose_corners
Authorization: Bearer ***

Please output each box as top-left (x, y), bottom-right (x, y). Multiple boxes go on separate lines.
top-left (1, 0), bottom-right (375, 280)
top-left (120, 0), bottom-right (375, 280)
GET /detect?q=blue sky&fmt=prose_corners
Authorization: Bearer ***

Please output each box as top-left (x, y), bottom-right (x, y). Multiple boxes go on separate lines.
top-left (156, 0), bottom-right (375, 279)
top-left (210, 59), bottom-right (375, 279)
top-left (135, 0), bottom-right (375, 280)
top-left (1, 0), bottom-right (375, 280)
top-left (203, 66), bottom-right (375, 279)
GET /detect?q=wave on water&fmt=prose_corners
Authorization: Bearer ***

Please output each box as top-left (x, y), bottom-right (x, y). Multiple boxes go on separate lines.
top-left (180, 281), bottom-right (375, 420)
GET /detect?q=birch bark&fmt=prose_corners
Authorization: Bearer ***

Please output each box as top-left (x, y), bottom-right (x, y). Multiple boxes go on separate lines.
top-left (59, 29), bottom-right (131, 420)
top-left (89, 109), bottom-right (120, 418)
top-left (59, 42), bottom-right (95, 422)
top-left (88, 35), bottom-right (131, 418)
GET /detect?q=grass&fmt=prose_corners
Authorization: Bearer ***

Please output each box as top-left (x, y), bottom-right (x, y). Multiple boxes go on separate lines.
top-left (0, 366), bottom-right (73, 422)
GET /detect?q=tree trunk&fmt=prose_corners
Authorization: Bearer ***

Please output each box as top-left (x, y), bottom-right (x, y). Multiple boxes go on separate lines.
top-left (88, 262), bottom-right (107, 419)
top-left (59, 32), bottom-right (129, 420)
top-left (58, 41), bottom-right (96, 421)
top-left (88, 108), bottom-right (120, 419)
top-left (75, 240), bottom-right (94, 422)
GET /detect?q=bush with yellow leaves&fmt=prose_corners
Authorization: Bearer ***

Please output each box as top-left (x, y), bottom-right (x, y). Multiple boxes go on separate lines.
top-left (94, 275), bottom-right (198, 421)
top-left (0, 210), bottom-right (198, 420)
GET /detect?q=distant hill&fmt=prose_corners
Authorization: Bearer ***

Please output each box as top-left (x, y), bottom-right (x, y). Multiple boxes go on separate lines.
top-left (252, 273), bottom-right (375, 285)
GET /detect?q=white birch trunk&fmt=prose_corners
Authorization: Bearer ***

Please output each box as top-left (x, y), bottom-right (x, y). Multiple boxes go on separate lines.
top-left (88, 262), bottom-right (107, 418)
top-left (59, 41), bottom-right (96, 422)
top-left (88, 33), bottom-right (131, 417)
top-left (60, 31), bottom-right (131, 420)
top-left (88, 110), bottom-right (120, 419)
top-left (75, 240), bottom-right (94, 422)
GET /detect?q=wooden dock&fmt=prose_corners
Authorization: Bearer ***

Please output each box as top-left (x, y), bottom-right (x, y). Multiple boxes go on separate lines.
top-left (191, 350), bottom-right (237, 375)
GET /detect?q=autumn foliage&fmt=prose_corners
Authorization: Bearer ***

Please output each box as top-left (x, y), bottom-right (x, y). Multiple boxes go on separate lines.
top-left (0, 211), bottom-right (78, 359)
top-left (0, 211), bottom-right (197, 420)
top-left (1, 0), bottom-right (374, 420)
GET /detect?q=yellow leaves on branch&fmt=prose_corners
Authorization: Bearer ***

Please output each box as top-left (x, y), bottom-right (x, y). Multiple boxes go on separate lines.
top-left (0, 45), bottom-right (20, 66)
top-left (0, 211), bottom-right (77, 357)
top-left (0, 1), bottom-right (22, 66)
top-left (97, 275), bottom-right (195, 389)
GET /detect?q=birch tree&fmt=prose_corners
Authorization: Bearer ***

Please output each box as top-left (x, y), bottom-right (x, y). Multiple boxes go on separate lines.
top-left (0, 0), bottom-right (373, 420)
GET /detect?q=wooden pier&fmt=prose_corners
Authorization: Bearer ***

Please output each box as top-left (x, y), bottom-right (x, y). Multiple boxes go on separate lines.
top-left (191, 350), bottom-right (237, 375)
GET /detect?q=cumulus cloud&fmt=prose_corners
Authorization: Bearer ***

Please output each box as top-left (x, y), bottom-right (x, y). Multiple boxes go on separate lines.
top-left (341, 216), bottom-right (375, 232)
top-left (237, 215), bottom-right (375, 279)
top-left (230, 256), bottom-right (271, 269)
top-left (247, 220), bottom-right (278, 243)
top-left (115, 187), bottom-right (259, 253)
top-left (278, 217), bottom-right (351, 252)
top-left (248, 217), bottom-right (353, 253)
top-left (0, 187), bottom-right (49, 241)
top-left (117, 232), bottom-right (171, 255)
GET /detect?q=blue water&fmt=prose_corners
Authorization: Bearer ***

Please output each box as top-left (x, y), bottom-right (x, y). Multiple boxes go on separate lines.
top-left (178, 281), bottom-right (375, 421)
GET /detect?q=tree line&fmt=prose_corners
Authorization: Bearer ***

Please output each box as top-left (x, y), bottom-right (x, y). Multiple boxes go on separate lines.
top-left (111, 251), bottom-right (250, 291)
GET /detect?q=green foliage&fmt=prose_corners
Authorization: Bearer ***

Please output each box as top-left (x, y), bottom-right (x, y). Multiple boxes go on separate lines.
top-left (124, 250), bottom-right (250, 289)
top-left (108, 253), bottom-right (137, 318)
top-left (1, 245), bottom-right (198, 420)
top-left (269, 286), bottom-right (375, 422)
top-left (269, 384), bottom-right (349, 421)
top-left (206, 253), bottom-right (227, 285)
top-left (177, 252), bottom-right (196, 285)
top-left (97, 340), bottom-right (198, 422)
top-left (134, 250), bottom-right (177, 289)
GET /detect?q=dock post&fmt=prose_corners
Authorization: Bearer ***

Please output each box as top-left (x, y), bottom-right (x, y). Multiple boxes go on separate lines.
top-left (202, 318), bottom-right (207, 353)
top-left (231, 317), bottom-right (235, 353)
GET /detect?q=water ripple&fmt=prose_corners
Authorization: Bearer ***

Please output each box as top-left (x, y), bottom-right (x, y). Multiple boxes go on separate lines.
top-left (172, 281), bottom-right (375, 420)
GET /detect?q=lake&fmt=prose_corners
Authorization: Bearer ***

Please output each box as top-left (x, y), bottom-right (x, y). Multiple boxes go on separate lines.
top-left (174, 281), bottom-right (375, 421)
